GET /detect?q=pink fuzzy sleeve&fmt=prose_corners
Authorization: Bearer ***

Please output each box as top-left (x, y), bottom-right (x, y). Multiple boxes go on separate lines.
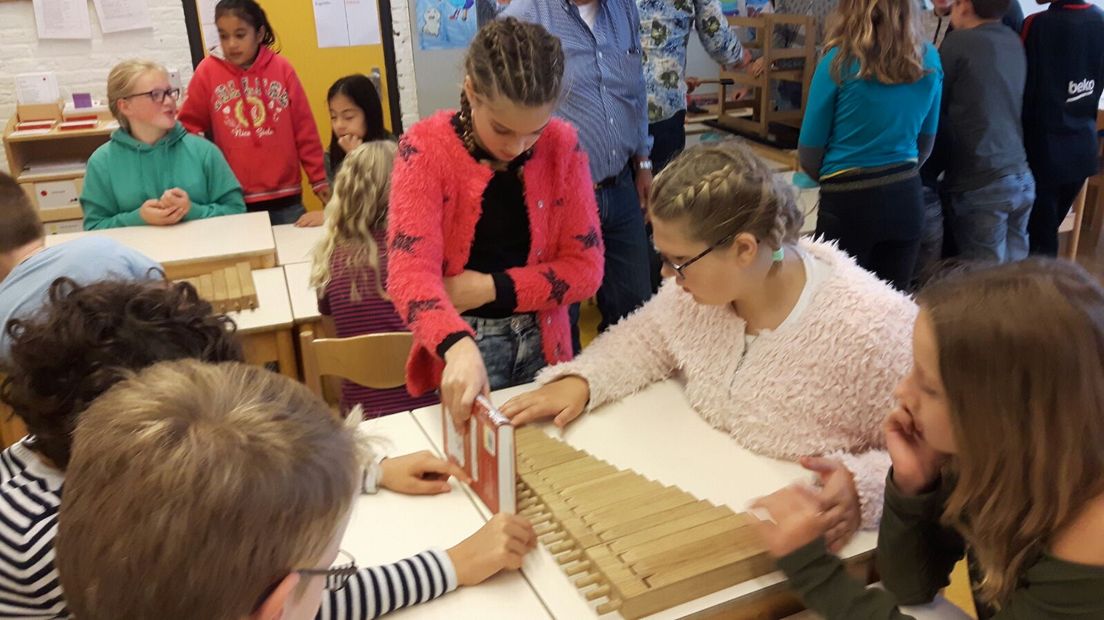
top-left (387, 133), bottom-right (474, 358)
top-left (507, 133), bottom-right (604, 311)
top-left (830, 449), bottom-right (892, 530)
top-left (536, 282), bottom-right (679, 409)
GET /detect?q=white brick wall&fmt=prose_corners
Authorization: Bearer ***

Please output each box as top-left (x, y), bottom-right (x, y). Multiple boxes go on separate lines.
top-left (389, 0), bottom-right (420, 130)
top-left (0, 0), bottom-right (195, 174)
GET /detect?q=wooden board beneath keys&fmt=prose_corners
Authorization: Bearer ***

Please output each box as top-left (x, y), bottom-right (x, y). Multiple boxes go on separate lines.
top-left (516, 427), bottom-right (775, 619)
top-left (177, 262), bottom-right (259, 313)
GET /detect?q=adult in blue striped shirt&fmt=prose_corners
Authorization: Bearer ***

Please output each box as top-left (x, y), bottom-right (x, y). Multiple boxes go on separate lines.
top-left (504, 0), bottom-right (654, 338)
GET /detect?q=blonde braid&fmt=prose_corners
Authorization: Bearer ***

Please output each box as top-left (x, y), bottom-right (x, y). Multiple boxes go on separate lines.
top-left (650, 141), bottom-right (804, 249)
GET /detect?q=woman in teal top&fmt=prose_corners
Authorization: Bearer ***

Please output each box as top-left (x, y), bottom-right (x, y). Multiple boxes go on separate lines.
top-left (81, 60), bottom-right (244, 230)
top-left (798, 0), bottom-right (942, 291)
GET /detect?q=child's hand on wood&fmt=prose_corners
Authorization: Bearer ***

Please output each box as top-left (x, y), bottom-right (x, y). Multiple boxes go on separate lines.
top-left (447, 513), bottom-right (536, 586)
top-left (751, 484), bottom-right (832, 558)
top-left (800, 456), bottom-right (860, 553)
top-left (884, 407), bottom-right (948, 496)
top-left (500, 376), bottom-right (590, 428)
top-left (379, 450), bottom-right (471, 495)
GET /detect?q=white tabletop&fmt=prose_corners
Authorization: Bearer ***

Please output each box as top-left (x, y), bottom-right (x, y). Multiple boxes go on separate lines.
top-left (283, 262), bottom-right (322, 324)
top-left (226, 267), bottom-right (294, 334)
top-left (45, 212), bottom-right (275, 267)
top-left (411, 380), bottom-right (877, 619)
top-left (272, 224), bottom-right (325, 265)
top-left (345, 412), bottom-right (552, 619)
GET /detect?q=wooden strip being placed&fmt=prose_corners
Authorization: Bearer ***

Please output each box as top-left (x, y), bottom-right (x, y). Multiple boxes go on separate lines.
top-left (620, 515), bottom-right (752, 576)
top-left (608, 504), bottom-right (736, 553)
top-left (585, 487), bottom-right (696, 530)
top-left (598, 500), bottom-right (717, 542)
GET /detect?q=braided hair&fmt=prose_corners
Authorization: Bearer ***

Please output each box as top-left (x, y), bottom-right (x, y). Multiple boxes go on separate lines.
top-left (458, 18), bottom-right (564, 153)
top-left (650, 142), bottom-right (805, 252)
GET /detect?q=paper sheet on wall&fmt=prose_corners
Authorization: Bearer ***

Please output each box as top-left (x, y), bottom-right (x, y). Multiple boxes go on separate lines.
top-left (195, 0), bottom-right (223, 56)
top-left (92, 0), bottom-right (152, 33)
top-left (314, 0), bottom-right (351, 48)
top-left (313, 0), bottom-right (382, 48)
top-left (345, 0), bottom-right (381, 46)
top-left (32, 0), bottom-right (92, 40)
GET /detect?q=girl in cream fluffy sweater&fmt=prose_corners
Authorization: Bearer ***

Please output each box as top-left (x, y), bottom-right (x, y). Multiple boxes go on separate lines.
top-left (502, 142), bottom-right (917, 546)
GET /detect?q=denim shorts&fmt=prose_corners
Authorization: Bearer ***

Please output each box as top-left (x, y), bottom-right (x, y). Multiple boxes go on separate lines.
top-left (463, 313), bottom-right (546, 390)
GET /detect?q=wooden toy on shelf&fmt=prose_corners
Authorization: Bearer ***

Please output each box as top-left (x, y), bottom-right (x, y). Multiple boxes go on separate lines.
top-left (515, 427), bottom-right (774, 619)
top-left (176, 262), bottom-right (259, 313)
top-left (714, 14), bottom-right (817, 143)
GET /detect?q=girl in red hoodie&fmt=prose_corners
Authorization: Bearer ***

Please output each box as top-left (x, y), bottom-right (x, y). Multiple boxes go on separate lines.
top-left (388, 18), bottom-right (604, 427)
top-left (179, 0), bottom-right (330, 226)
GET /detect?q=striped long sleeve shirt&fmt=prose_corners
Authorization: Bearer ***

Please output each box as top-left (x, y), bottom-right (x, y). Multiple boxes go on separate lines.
top-left (0, 440), bottom-right (66, 618)
top-left (0, 439), bottom-right (457, 619)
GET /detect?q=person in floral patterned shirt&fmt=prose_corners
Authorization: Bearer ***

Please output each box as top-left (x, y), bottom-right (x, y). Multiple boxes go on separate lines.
top-left (638, 0), bottom-right (749, 171)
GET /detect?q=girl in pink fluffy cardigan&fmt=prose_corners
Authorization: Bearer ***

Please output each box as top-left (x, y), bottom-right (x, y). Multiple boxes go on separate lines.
top-left (502, 142), bottom-right (917, 546)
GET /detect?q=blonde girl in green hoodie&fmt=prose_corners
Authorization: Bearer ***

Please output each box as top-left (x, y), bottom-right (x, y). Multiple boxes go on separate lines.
top-left (80, 60), bottom-right (245, 230)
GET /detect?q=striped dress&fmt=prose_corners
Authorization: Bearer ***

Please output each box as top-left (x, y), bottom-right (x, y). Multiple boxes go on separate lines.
top-left (319, 233), bottom-right (439, 417)
top-left (0, 439), bottom-right (457, 619)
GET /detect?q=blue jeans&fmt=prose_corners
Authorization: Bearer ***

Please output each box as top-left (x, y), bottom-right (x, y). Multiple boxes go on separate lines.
top-left (266, 202), bottom-right (307, 225)
top-left (594, 166), bottom-right (652, 332)
top-left (463, 314), bottom-right (545, 390)
top-left (949, 171), bottom-right (1035, 263)
top-left (913, 184), bottom-right (945, 287)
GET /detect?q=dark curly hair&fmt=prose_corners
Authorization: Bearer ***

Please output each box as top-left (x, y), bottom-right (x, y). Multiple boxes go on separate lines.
top-left (0, 278), bottom-right (243, 469)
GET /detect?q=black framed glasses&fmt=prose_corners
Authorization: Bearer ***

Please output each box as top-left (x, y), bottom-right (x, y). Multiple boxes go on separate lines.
top-left (124, 88), bottom-right (181, 104)
top-left (661, 234), bottom-right (734, 279)
top-left (296, 549), bottom-right (359, 591)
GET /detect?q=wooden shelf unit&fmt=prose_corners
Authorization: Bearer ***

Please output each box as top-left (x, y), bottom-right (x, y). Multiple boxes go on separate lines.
top-left (715, 14), bottom-right (817, 142)
top-left (3, 115), bottom-right (114, 224)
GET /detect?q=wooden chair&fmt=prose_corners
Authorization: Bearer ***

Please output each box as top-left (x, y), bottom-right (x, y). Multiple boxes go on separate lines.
top-left (299, 330), bottom-right (413, 401)
top-left (716, 14), bottom-right (817, 142)
top-left (1062, 180), bottom-right (1090, 260)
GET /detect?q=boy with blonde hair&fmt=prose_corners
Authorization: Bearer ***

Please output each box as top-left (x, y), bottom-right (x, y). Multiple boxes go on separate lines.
top-left (54, 359), bottom-right (536, 619)
top-left (56, 360), bottom-right (363, 620)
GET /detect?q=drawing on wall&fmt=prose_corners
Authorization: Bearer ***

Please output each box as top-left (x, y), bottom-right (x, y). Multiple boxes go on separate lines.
top-left (418, 0), bottom-right (476, 49)
top-left (744, 0), bottom-right (772, 16)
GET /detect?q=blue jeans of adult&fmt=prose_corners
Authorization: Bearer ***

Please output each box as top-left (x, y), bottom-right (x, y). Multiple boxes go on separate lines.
top-left (463, 314), bottom-right (546, 390)
top-left (594, 165), bottom-right (653, 332)
top-left (949, 170), bottom-right (1035, 263)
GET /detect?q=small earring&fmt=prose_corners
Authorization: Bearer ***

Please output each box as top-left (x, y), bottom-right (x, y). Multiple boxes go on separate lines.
top-left (772, 247), bottom-right (785, 262)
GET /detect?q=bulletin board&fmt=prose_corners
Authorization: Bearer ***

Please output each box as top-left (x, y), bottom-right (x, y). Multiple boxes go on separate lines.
top-left (182, 0), bottom-right (403, 209)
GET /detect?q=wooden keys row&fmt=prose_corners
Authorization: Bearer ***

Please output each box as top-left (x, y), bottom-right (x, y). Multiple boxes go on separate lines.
top-left (515, 427), bottom-right (774, 618)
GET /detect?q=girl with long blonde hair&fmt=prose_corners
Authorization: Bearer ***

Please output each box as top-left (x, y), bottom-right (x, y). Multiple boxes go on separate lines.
top-left (755, 258), bottom-right (1104, 619)
top-left (798, 0), bottom-right (942, 291)
top-left (310, 141), bottom-right (438, 416)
